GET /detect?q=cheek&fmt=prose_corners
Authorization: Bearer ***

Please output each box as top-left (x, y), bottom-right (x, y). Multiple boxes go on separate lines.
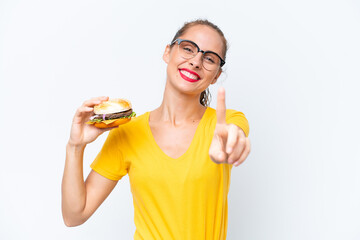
top-left (205, 71), bottom-right (219, 82)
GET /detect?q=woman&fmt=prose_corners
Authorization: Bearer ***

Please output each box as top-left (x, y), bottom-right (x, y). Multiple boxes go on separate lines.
top-left (62, 19), bottom-right (251, 239)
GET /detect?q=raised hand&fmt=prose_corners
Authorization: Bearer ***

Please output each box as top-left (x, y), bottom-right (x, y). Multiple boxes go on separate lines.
top-left (68, 96), bottom-right (114, 147)
top-left (209, 87), bottom-right (251, 167)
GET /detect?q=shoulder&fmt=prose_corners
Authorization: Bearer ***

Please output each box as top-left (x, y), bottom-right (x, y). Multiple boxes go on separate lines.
top-left (205, 107), bottom-right (250, 137)
top-left (204, 107), bottom-right (246, 119)
top-left (225, 109), bottom-right (247, 120)
top-left (226, 109), bottom-right (249, 137)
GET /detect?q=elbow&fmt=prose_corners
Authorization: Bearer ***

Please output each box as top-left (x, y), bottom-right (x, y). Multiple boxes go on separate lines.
top-left (64, 220), bottom-right (75, 227)
top-left (62, 204), bottom-right (88, 227)
top-left (63, 218), bottom-right (85, 227)
top-left (62, 214), bottom-right (87, 227)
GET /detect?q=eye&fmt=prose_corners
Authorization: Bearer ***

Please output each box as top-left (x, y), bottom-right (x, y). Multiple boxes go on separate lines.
top-left (204, 55), bottom-right (215, 64)
top-left (183, 46), bottom-right (194, 53)
top-left (179, 41), bottom-right (197, 55)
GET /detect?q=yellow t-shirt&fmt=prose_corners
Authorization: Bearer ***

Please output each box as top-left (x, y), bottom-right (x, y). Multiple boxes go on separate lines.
top-left (90, 107), bottom-right (249, 240)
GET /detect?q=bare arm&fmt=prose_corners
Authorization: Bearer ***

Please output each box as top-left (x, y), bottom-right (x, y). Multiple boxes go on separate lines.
top-left (61, 97), bottom-right (118, 227)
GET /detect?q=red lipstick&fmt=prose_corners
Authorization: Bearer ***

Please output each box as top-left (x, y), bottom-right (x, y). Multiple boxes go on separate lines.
top-left (178, 68), bottom-right (201, 83)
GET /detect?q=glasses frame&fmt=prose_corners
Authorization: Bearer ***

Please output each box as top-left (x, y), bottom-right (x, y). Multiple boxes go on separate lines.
top-left (170, 38), bottom-right (226, 68)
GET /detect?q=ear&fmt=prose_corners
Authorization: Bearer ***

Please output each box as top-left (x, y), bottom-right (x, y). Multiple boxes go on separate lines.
top-left (211, 69), bottom-right (222, 84)
top-left (162, 45), bottom-right (171, 64)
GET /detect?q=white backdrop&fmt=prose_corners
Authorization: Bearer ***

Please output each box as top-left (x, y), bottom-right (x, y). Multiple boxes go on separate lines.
top-left (1, 0), bottom-right (359, 239)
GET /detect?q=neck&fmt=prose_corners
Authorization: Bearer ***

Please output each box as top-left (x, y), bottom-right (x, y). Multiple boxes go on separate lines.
top-left (151, 82), bottom-right (207, 125)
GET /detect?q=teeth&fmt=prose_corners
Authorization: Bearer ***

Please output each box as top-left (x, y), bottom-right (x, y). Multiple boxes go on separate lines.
top-left (180, 70), bottom-right (199, 80)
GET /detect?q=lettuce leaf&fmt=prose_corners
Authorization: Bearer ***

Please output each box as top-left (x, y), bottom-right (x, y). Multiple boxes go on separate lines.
top-left (88, 112), bottom-right (136, 123)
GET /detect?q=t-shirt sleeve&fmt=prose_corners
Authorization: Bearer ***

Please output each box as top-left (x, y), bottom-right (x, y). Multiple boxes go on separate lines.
top-left (90, 129), bottom-right (128, 181)
top-left (226, 109), bottom-right (250, 137)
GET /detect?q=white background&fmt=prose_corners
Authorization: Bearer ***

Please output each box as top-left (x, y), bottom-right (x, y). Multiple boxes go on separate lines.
top-left (1, 0), bottom-right (359, 239)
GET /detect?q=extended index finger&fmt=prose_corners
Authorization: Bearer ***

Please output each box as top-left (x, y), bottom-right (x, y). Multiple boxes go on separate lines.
top-left (216, 87), bottom-right (226, 124)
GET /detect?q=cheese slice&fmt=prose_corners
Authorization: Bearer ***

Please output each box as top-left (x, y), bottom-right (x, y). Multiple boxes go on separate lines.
top-left (86, 119), bottom-right (117, 125)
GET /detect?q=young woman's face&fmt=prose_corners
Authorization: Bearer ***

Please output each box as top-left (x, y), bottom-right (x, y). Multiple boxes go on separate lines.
top-left (163, 25), bottom-right (224, 96)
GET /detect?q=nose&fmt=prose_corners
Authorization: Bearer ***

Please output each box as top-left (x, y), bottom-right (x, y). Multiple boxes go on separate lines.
top-left (189, 52), bottom-right (203, 69)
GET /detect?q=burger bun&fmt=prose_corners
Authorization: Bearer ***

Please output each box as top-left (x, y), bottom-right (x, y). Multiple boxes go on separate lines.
top-left (94, 98), bottom-right (131, 114)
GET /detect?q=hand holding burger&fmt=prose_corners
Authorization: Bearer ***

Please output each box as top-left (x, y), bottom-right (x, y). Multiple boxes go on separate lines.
top-left (68, 97), bottom-right (135, 148)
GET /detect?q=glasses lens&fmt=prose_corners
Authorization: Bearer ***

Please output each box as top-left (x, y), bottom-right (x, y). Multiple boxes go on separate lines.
top-left (178, 41), bottom-right (197, 59)
top-left (203, 52), bottom-right (221, 71)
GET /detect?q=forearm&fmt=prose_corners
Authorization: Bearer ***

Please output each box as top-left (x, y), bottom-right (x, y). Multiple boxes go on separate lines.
top-left (61, 143), bottom-right (87, 226)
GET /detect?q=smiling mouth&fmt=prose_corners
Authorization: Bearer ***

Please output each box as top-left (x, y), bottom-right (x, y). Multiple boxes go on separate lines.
top-left (179, 69), bottom-right (200, 82)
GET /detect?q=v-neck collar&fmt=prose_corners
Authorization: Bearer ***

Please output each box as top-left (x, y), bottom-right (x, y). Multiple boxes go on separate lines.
top-left (144, 107), bottom-right (209, 161)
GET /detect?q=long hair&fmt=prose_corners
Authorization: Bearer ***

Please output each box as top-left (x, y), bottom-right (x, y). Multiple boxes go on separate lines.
top-left (199, 88), bottom-right (212, 107)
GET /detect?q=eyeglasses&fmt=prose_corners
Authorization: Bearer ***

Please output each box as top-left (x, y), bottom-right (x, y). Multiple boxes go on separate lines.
top-left (170, 39), bottom-right (226, 71)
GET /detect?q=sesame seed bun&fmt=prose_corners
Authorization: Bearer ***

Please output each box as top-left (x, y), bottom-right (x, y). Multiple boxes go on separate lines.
top-left (94, 98), bottom-right (132, 115)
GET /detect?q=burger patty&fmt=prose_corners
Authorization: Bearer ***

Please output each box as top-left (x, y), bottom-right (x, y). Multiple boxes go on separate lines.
top-left (92, 109), bottom-right (133, 120)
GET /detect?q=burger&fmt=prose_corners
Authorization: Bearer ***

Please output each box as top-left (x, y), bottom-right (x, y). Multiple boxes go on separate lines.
top-left (87, 98), bottom-right (136, 128)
